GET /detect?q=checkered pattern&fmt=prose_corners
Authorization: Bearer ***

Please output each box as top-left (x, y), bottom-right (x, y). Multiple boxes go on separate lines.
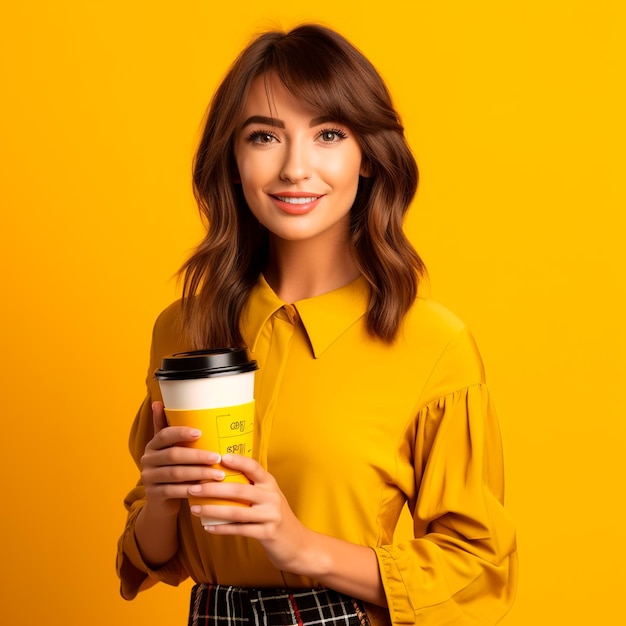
top-left (188, 584), bottom-right (370, 626)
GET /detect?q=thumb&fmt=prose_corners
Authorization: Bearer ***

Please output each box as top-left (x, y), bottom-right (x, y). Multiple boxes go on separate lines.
top-left (151, 401), bottom-right (168, 434)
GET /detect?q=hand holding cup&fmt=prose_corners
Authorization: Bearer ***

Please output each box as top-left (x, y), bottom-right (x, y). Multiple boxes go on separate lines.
top-left (154, 348), bottom-right (258, 525)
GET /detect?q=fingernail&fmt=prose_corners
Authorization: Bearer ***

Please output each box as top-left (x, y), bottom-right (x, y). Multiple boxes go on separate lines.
top-left (190, 429), bottom-right (202, 437)
top-left (188, 485), bottom-right (201, 494)
top-left (190, 505), bottom-right (202, 514)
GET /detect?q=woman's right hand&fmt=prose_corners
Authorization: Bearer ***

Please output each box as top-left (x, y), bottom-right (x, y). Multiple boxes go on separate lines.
top-left (140, 401), bottom-right (224, 519)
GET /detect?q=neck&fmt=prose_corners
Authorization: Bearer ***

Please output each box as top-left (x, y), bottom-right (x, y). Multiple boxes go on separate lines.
top-left (264, 234), bottom-right (361, 303)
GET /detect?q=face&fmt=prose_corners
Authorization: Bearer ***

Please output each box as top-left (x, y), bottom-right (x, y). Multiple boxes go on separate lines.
top-left (233, 74), bottom-right (366, 247)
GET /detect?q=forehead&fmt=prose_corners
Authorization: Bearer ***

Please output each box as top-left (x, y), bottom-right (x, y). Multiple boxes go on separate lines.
top-left (240, 73), bottom-right (319, 122)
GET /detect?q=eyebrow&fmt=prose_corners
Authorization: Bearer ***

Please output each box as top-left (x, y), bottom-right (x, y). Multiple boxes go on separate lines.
top-left (240, 115), bottom-right (339, 129)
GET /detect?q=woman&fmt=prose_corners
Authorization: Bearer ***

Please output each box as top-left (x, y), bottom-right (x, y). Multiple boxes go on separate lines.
top-left (117, 24), bottom-right (517, 625)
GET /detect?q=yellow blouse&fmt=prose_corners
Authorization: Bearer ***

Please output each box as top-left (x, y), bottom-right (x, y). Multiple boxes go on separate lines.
top-left (117, 275), bottom-right (518, 625)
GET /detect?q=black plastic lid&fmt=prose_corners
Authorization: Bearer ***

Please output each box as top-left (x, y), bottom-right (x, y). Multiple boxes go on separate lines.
top-left (154, 348), bottom-right (258, 381)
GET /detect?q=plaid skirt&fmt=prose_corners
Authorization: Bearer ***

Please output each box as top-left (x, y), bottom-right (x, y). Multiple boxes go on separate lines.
top-left (188, 584), bottom-right (370, 626)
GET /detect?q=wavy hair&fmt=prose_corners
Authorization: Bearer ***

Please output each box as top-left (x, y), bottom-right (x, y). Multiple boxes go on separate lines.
top-left (180, 24), bottom-right (425, 348)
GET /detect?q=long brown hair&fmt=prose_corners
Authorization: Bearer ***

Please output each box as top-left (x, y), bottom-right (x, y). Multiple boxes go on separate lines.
top-left (180, 24), bottom-right (425, 348)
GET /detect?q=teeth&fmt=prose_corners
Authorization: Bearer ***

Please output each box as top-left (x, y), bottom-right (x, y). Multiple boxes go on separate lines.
top-left (276, 196), bottom-right (319, 205)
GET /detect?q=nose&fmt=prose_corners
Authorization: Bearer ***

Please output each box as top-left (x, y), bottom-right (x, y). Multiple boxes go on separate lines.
top-left (280, 138), bottom-right (311, 183)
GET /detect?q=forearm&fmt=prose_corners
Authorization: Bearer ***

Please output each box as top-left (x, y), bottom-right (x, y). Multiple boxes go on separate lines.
top-left (134, 503), bottom-right (180, 568)
top-left (292, 532), bottom-right (387, 607)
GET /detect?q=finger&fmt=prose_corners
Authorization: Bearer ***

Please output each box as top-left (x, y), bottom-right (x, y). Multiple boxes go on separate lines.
top-left (219, 454), bottom-right (268, 483)
top-left (151, 403), bottom-right (210, 450)
top-left (187, 479), bottom-right (280, 511)
top-left (201, 520), bottom-right (280, 542)
top-left (144, 441), bottom-right (222, 468)
top-left (192, 498), bottom-right (280, 536)
top-left (149, 424), bottom-right (205, 449)
top-left (146, 462), bottom-right (226, 485)
top-left (152, 401), bottom-right (168, 434)
top-left (190, 500), bottom-right (272, 524)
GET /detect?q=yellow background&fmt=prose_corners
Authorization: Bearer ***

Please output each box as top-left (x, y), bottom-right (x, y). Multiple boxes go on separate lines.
top-left (1, 1), bottom-right (624, 623)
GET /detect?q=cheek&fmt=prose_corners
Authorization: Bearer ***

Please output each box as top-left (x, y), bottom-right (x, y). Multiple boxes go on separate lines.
top-left (237, 155), bottom-right (272, 191)
top-left (235, 160), bottom-right (266, 217)
top-left (234, 156), bottom-right (252, 185)
top-left (323, 151), bottom-right (362, 187)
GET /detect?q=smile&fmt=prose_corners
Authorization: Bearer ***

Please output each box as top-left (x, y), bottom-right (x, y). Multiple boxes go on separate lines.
top-left (274, 195), bottom-right (321, 205)
top-left (270, 193), bottom-right (324, 215)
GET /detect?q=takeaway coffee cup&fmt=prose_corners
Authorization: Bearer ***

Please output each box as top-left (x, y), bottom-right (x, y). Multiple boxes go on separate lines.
top-left (154, 348), bottom-right (258, 525)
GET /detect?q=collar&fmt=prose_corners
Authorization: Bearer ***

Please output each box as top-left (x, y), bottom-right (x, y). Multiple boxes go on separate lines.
top-left (242, 274), bottom-right (370, 358)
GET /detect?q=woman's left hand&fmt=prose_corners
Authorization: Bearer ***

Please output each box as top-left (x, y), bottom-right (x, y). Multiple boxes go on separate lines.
top-left (188, 454), bottom-right (316, 576)
top-left (189, 454), bottom-right (387, 606)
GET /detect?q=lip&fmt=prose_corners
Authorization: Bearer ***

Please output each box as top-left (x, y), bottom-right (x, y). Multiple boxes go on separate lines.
top-left (269, 192), bottom-right (324, 215)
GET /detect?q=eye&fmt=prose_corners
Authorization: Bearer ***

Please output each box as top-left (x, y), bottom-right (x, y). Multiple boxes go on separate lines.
top-left (318, 128), bottom-right (348, 143)
top-left (247, 130), bottom-right (278, 144)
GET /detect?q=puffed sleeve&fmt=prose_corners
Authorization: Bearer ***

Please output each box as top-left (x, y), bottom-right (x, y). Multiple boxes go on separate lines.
top-left (116, 304), bottom-right (191, 600)
top-left (374, 332), bottom-right (518, 624)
